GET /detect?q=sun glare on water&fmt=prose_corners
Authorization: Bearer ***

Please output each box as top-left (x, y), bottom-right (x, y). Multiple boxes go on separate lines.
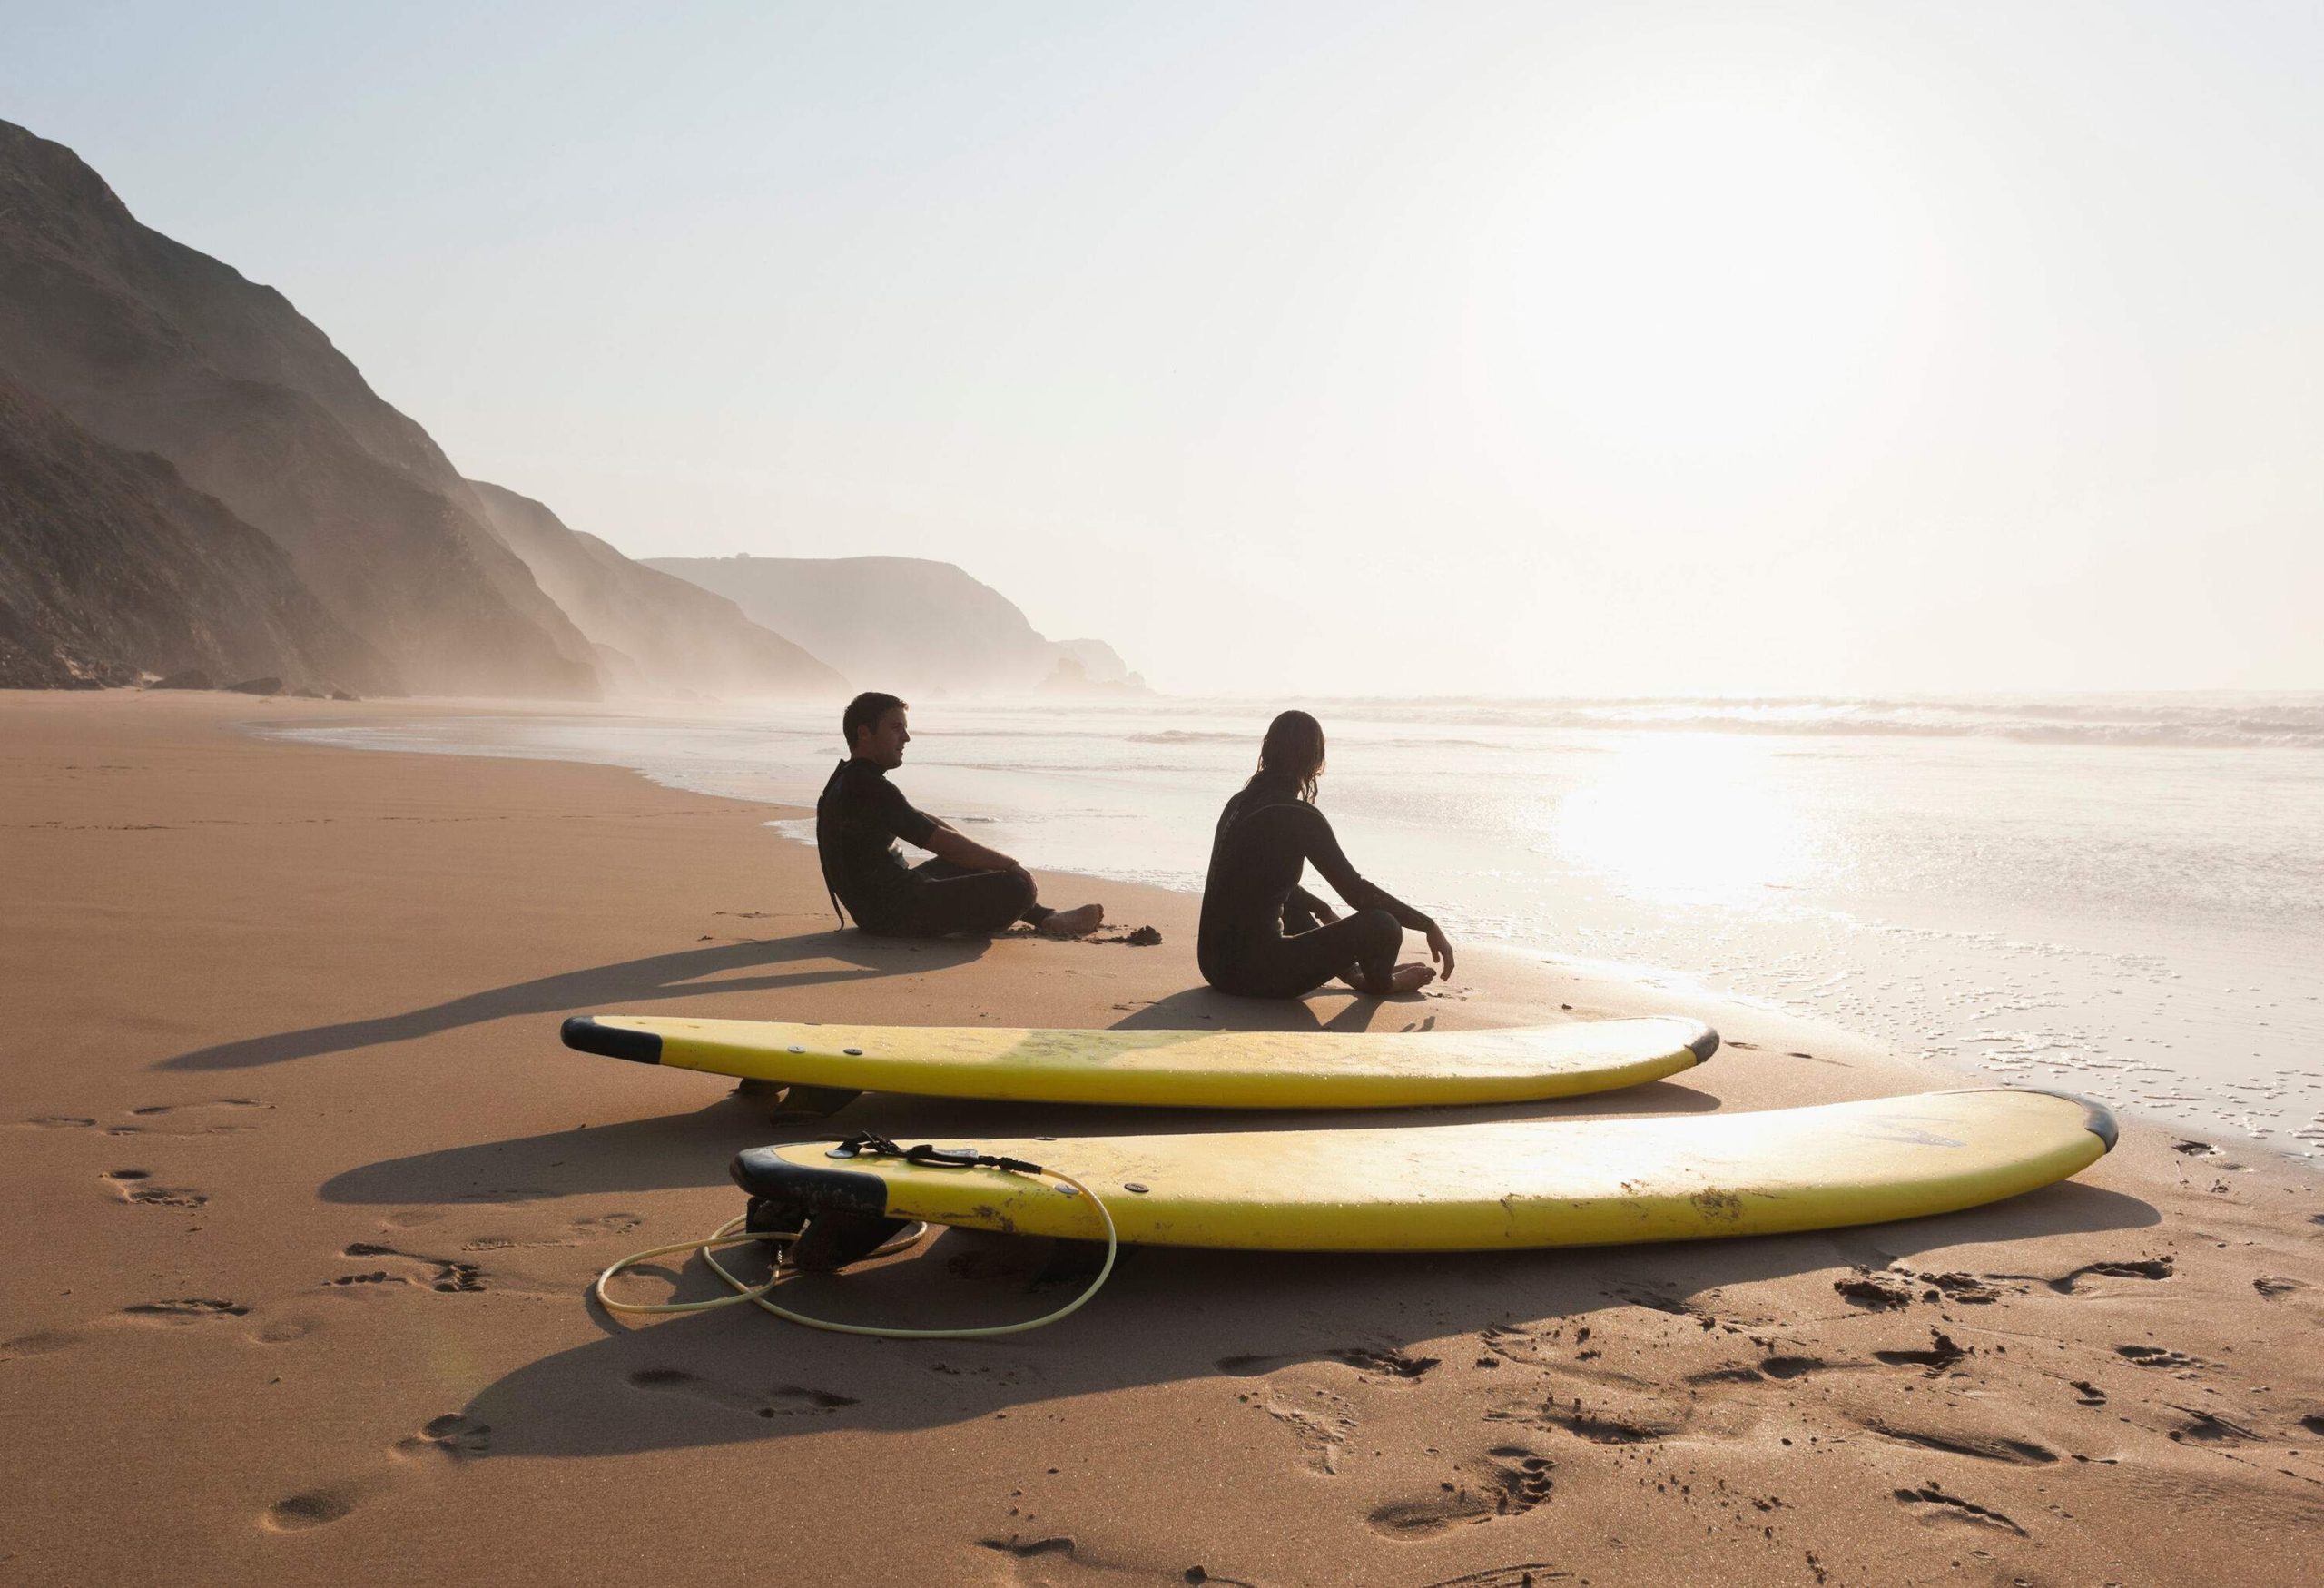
top-left (1551, 734), bottom-right (1817, 906)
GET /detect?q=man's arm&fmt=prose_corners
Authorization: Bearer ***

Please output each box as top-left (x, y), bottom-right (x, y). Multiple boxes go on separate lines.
top-left (921, 819), bottom-right (1022, 873)
top-left (876, 782), bottom-right (1022, 873)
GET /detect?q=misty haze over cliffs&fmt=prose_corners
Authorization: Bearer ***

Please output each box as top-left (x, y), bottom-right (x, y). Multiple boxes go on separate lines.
top-left (0, 368), bottom-right (383, 690)
top-left (645, 555), bottom-right (1144, 698)
top-left (465, 481), bottom-right (844, 701)
top-left (0, 120), bottom-right (1137, 701)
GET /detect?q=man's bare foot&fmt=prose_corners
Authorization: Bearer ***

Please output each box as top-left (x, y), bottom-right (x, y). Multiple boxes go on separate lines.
top-left (1037, 902), bottom-right (1105, 938)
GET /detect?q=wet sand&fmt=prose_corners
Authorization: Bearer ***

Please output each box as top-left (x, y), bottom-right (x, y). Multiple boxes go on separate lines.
top-left (3, 688), bottom-right (2319, 1586)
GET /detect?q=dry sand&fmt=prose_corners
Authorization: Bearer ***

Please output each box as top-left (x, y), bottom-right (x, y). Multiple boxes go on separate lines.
top-left (3, 689), bottom-right (2319, 1586)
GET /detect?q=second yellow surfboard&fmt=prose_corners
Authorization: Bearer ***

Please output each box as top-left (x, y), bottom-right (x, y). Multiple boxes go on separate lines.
top-left (562, 1012), bottom-right (1718, 1110)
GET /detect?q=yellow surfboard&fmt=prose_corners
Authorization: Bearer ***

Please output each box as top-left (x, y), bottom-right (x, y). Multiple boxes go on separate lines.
top-left (562, 1013), bottom-right (1718, 1110)
top-left (730, 1089), bottom-right (2116, 1252)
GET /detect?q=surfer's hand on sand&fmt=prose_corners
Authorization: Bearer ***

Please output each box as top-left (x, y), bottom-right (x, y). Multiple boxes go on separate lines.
top-left (1426, 924), bottom-right (1455, 981)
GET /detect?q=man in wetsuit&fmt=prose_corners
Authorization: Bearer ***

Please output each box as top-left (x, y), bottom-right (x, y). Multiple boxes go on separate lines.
top-left (815, 692), bottom-right (1105, 939)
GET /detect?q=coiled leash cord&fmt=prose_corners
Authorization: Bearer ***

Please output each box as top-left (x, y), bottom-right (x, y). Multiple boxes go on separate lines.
top-left (592, 1139), bottom-right (1118, 1340)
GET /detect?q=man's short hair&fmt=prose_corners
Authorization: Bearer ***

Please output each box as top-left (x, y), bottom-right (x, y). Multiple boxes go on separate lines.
top-left (842, 691), bottom-right (908, 751)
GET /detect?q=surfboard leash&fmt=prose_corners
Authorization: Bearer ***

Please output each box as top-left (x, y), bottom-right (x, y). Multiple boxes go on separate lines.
top-left (592, 1139), bottom-right (1118, 1340)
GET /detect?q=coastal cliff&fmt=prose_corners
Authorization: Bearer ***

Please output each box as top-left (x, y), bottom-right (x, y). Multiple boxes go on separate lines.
top-left (0, 119), bottom-right (600, 697)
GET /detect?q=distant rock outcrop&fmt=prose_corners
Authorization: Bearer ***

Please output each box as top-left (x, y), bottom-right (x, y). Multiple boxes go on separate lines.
top-left (0, 371), bottom-right (383, 691)
top-left (0, 119), bottom-right (598, 697)
top-left (645, 554), bottom-right (1143, 696)
top-left (1044, 637), bottom-right (1149, 695)
top-left (467, 481), bottom-right (845, 699)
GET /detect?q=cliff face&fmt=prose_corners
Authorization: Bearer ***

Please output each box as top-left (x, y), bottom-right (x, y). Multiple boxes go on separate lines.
top-left (644, 554), bottom-right (1142, 696)
top-left (0, 119), bottom-right (599, 697)
top-left (467, 482), bottom-right (845, 699)
top-left (0, 371), bottom-right (385, 690)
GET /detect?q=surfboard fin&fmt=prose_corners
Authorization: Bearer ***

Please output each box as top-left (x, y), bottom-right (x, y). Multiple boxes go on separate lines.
top-left (788, 1209), bottom-right (911, 1272)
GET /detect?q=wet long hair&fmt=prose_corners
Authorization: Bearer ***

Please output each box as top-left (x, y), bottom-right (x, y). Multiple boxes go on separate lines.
top-left (1248, 709), bottom-right (1326, 803)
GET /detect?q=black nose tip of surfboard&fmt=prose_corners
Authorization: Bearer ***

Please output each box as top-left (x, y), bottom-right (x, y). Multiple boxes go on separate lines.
top-left (1682, 1021), bottom-right (1720, 1065)
top-left (562, 1015), bottom-right (663, 1065)
top-left (2068, 1092), bottom-right (2119, 1151)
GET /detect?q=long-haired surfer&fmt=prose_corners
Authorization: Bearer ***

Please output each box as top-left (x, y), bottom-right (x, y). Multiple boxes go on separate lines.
top-left (1196, 710), bottom-right (1454, 998)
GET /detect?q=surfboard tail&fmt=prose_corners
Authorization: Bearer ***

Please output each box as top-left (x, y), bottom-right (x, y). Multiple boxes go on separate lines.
top-left (562, 1015), bottom-right (662, 1064)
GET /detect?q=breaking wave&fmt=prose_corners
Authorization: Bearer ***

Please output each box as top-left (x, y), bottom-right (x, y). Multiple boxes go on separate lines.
top-left (1303, 694), bottom-right (2324, 751)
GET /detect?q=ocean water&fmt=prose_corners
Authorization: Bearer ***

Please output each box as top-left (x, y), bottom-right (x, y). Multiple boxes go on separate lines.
top-left (274, 694), bottom-right (2324, 1162)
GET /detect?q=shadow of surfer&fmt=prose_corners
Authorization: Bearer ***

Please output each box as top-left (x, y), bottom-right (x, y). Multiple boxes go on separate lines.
top-left (155, 929), bottom-right (990, 1073)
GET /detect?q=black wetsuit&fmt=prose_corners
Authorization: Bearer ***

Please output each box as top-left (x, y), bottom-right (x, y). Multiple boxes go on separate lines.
top-left (1196, 773), bottom-right (1437, 998)
top-left (814, 759), bottom-right (1043, 935)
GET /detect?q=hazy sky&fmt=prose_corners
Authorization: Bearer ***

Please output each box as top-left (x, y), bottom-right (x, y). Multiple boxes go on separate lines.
top-left (7, 1), bottom-right (2319, 695)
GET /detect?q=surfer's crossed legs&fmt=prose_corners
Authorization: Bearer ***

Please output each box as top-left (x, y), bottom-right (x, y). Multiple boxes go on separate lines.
top-left (814, 692), bottom-right (1104, 940)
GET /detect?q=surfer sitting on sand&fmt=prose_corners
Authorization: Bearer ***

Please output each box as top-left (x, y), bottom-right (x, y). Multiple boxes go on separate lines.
top-left (815, 692), bottom-right (1105, 939)
top-left (1197, 709), bottom-right (1454, 999)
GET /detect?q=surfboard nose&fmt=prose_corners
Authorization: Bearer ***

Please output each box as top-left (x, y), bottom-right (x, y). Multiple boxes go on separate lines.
top-left (1681, 1021), bottom-right (1720, 1064)
top-left (562, 1015), bottom-right (663, 1065)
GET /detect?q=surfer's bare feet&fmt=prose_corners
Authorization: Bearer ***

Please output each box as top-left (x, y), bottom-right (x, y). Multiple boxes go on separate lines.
top-left (1346, 962), bottom-right (1436, 995)
top-left (1038, 902), bottom-right (1105, 938)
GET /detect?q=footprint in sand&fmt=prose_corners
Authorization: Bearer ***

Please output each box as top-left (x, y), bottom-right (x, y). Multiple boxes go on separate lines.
top-left (2112, 1343), bottom-right (2203, 1371)
top-left (1366, 1447), bottom-right (1556, 1538)
top-left (1530, 1401), bottom-right (1689, 1445)
top-left (1254, 1384), bottom-right (1359, 1474)
top-left (976, 1535), bottom-right (1262, 1587)
top-left (2035, 1257), bottom-right (2173, 1293)
top-left (1, 1330), bottom-right (81, 1362)
top-left (327, 1242), bottom-right (483, 1293)
top-left (1873, 1331), bottom-right (1970, 1376)
top-left (625, 1366), bottom-right (858, 1418)
top-left (1686, 1366), bottom-right (1772, 1386)
top-left (1833, 1274), bottom-right (1915, 1310)
top-left (25, 1116), bottom-right (96, 1129)
top-left (263, 1486), bottom-right (367, 1533)
top-left (121, 1298), bottom-right (250, 1326)
top-left (115, 1099), bottom-right (271, 1138)
top-left (570, 1211), bottom-right (645, 1237)
top-left (1216, 1346), bottom-right (1440, 1381)
top-left (393, 1413), bottom-right (492, 1463)
top-left (2167, 1406), bottom-right (2260, 1442)
top-left (103, 1169), bottom-right (208, 1208)
top-left (263, 1414), bottom-right (492, 1533)
top-left (459, 1211), bottom-right (650, 1254)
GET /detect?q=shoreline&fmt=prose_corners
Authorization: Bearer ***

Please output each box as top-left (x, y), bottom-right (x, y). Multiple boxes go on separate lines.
top-left (5, 687), bottom-right (2319, 1586)
top-left (251, 695), bottom-right (2323, 1177)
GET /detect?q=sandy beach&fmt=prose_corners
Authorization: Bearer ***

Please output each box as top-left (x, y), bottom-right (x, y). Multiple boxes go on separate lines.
top-left (4, 688), bottom-right (2319, 1587)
